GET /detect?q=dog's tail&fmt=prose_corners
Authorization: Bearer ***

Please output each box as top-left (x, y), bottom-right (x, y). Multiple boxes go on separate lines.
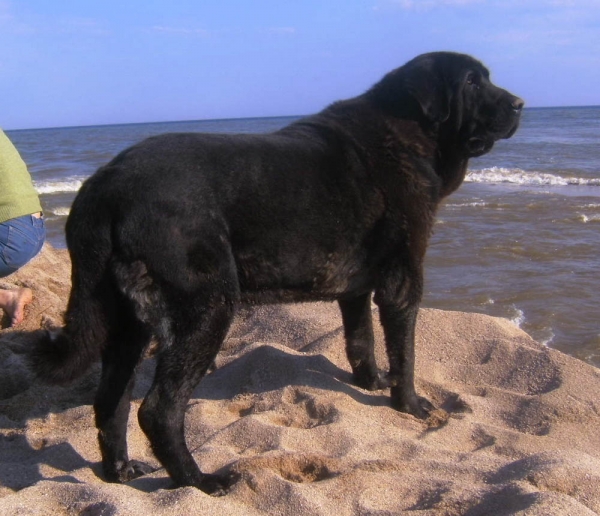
top-left (28, 180), bottom-right (114, 385)
top-left (29, 279), bottom-right (111, 384)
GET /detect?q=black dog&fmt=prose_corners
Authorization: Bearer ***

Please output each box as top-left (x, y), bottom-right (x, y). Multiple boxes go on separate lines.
top-left (31, 52), bottom-right (523, 494)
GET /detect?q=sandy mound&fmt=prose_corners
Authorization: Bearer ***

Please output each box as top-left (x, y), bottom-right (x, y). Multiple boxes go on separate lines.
top-left (1, 245), bottom-right (599, 515)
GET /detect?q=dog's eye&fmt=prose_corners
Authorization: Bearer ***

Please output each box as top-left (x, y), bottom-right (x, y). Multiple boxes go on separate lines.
top-left (466, 74), bottom-right (480, 89)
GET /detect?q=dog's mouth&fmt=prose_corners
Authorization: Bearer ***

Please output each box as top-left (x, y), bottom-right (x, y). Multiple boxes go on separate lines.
top-left (467, 118), bottom-right (520, 157)
top-left (466, 137), bottom-right (493, 157)
top-left (503, 122), bottom-right (520, 140)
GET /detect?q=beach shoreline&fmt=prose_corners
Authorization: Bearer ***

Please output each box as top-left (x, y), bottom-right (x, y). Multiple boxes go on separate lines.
top-left (1, 244), bottom-right (599, 515)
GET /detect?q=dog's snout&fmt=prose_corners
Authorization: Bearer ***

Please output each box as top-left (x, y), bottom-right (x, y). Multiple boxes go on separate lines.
top-left (511, 97), bottom-right (525, 112)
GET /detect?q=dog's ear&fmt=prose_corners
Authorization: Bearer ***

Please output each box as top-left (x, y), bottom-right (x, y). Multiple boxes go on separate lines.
top-left (367, 56), bottom-right (451, 123)
top-left (404, 64), bottom-right (451, 123)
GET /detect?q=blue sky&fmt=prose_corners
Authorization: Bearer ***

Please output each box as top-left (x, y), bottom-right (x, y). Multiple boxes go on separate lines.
top-left (1, 0), bottom-right (599, 129)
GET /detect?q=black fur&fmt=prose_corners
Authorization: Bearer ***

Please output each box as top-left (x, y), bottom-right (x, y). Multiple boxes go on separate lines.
top-left (29, 52), bottom-right (523, 494)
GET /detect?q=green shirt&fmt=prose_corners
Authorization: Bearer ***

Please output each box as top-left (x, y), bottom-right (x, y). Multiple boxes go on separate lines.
top-left (0, 128), bottom-right (42, 224)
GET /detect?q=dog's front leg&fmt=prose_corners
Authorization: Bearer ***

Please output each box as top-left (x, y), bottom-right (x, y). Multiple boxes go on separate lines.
top-left (374, 277), bottom-right (434, 419)
top-left (339, 293), bottom-right (389, 390)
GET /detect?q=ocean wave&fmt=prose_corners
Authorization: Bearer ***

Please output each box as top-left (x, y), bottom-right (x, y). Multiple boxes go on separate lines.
top-left (49, 207), bottom-right (71, 217)
top-left (31, 168), bottom-right (600, 194)
top-left (579, 213), bottom-right (600, 223)
top-left (539, 329), bottom-right (555, 347)
top-left (34, 178), bottom-right (84, 194)
top-left (445, 201), bottom-right (487, 208)
top-left (509, 306), bottom-right (525, 328)
top-left (466, 167), bottom-right (600, 187)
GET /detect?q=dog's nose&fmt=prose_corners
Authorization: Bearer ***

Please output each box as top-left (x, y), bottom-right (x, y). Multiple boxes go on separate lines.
top-left (511, 97), bottom-right (525, 112)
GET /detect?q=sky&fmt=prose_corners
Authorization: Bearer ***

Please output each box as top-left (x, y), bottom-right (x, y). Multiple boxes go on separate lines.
top-left (1, 0), bottom-right (599, 130)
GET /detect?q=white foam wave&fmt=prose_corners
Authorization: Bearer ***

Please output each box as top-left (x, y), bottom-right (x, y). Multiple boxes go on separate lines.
top-left (35, 179), bottom-right (84, 194)
top-left (509, 306), bottom-right (525, 328)
top-left (50, 207), bottom-right (71, 217)
top-left (539, 329), bottom-right (555, 347)
top-left (445, 201), bottom-right (487, 208)
top-left (466, 167), bottom-right (600, 187)
top-left (579, 213), bottom-right (600, 223)
top-left (31, 168), bottom-right (599, 193)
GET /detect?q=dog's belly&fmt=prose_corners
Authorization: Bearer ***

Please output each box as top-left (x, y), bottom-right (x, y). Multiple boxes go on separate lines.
top-left (236, 251), bottom-right (375, 304)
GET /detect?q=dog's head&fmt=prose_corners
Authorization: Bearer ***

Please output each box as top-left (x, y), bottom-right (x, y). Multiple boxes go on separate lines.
top-left (368, 51), bottom-right (523, 158)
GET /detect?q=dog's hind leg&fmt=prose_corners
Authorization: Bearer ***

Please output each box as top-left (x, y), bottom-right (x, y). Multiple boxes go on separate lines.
top-left (137, 282), bottom-right (238, 495)
top-left (94, 307), bottom-right (155, 483)
top-left (339, 293), bottom-right (389, 390)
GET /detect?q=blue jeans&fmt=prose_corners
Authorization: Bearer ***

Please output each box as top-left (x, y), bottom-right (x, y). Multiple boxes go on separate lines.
top-left (0, 214), bottom-right (46, 278)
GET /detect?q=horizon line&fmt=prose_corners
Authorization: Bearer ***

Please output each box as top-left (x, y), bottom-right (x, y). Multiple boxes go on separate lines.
top-left (6, 105), bottom-right (600, 132)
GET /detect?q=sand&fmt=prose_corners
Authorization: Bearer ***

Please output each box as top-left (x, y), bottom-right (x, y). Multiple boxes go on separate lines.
top-left (1, 244), bottom-right (599, 515)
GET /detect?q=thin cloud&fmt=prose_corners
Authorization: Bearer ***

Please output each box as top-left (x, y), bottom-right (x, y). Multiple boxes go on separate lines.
top-left (0, 5), bottom-right (106, 37)
top-left (0, 2), bottom-right (35, 35)
top-left (550, 0), bottom-right (600, 6)
top-left (264, 27), bottom-right (297, 35)
top-left (151, 25), bottom-right (210, 36)
top-left (58, 17), bottom-right (110, 36)
top-left (490, 0), bottom-right (600, 9)
top-left (377, 0), bottom-right (483, 9)
top-left (0, 1), bottom-right (10, 22)
top-left (480, 29), bottom-right (533, 44)
top-left (377, 0), bottom-right (600, 10)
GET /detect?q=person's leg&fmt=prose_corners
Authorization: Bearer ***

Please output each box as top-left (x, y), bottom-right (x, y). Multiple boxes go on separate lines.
top-left (0, 213), bottom-right (46, 325)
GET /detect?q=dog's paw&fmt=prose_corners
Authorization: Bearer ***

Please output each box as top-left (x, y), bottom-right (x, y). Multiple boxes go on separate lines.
top-left (40, 315), bottom-right (61, 332)
top-left (197, 471), bottom-right (240, 496)
top-left (106, 460), bottom-right (156, 483)
top-left (353, 370), bottom-right (391, 391)
top-left (390, 388), bottom-right (436, 420)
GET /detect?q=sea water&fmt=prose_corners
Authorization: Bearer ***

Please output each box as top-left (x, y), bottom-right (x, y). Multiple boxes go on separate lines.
top-left (6, 107), bottom-right (600, 367)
